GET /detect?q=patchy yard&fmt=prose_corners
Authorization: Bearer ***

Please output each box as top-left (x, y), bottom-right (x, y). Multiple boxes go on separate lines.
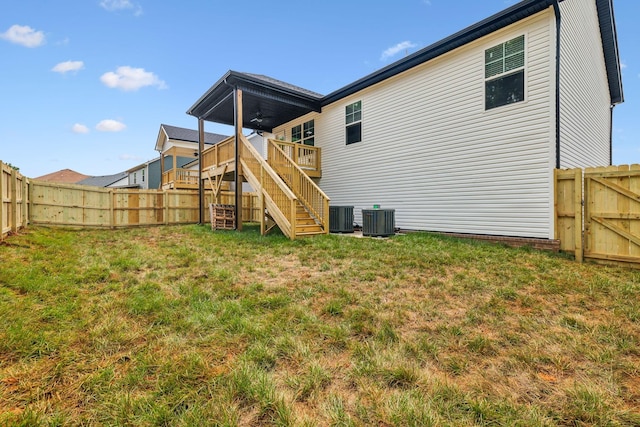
top-left (0, 225), bottom-right (638, 426)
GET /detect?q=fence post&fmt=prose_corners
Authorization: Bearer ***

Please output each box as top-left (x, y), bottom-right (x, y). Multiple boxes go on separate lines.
top-left (10, 168), bottom-right (18, 233)
top-left (109, 189), bottom-right (115, 229)
top-left (21, 177), bottom-right (28, 227)
top-left (0, 162), bottom-right (4, 239)
top-left (574, 168), bottom-right (583, 263)
top-left (164, 190), bottom-right (169, 225)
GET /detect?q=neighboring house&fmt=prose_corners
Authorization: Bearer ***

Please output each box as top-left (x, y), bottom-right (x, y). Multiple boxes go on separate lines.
top-left (127, 158), bottom-right (163, 190)
top-left (77, 172), bottom-right (130, 188)
top-left (187, 0), bottom-right (623, 241)
top-left (34, 169), bottom-right (90, 184)
top-left (155, 124), bottom-right (229, 189)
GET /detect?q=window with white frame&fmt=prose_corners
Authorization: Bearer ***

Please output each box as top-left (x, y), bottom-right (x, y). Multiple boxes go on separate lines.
top-left (345, 101), bottom-right (362, 145)
top-left (302, 120), bottom-right (314, 146)
top-left (292, 120), bottom-right (315, 146)
top-left (485, 35), bottom-right (525, 110)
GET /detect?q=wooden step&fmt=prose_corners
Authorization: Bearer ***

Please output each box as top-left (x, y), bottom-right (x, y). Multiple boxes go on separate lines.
top-left (296, 225), bottom-right (324, 234)
top-left (296, 218), bottom-right (317, 226)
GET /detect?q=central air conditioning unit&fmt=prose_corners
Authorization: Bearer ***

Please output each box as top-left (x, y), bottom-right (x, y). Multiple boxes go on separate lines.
top-left (362, 209), bottom-right (395, 237)
top-left (329, 205), bottom-right (354, 233)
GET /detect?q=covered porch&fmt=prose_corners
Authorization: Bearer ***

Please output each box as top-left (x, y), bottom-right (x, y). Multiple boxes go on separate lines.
top-left (185, 71), bottom-right (330, 239)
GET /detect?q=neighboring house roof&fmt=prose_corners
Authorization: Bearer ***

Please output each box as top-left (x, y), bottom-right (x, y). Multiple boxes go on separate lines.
top-left (163, 124), bottom-right (228, 144)
top-left (187, 0), bottom-right (623, 129)
top-left (155, 124), bottom-right (229, 152)
top-left (34, 169), bottom-right (90, 184)
top-left (77, 172), bottom-right (128, 187)
top-left (127, 157), bottom-right (160, 174)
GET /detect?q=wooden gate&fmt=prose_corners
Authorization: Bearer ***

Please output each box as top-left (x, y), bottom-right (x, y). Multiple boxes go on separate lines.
top-left (555, 165), bottom-right (640, 267)
top-left (584, 165), bottom-right (640, 264)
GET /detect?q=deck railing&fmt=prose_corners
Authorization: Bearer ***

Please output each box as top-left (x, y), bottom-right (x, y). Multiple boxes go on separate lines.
top-left (161, 168), bottom-right (199, 189)
top-left (267, 139), bottom-right (329, 233)
top-left (239, 134), bottom-right (298, 239)
top-left (272, 140), bottom-right (321, 177)
top-left (201, 136), bottom-right (235, 171)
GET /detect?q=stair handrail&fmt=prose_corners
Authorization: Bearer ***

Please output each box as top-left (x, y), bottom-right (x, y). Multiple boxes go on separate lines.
top-left (239, 134), bottom-right (298, 239)
top-left (267, 139), bottom-right (330, 233)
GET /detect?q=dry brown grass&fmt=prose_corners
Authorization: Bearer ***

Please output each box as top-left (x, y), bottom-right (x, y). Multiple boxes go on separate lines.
top-left (0, 225), bottom-right (639, 426)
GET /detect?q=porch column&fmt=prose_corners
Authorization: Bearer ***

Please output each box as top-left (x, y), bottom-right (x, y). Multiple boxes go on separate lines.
top-left (160, 151), bottom-right (165, 189)
top-left (172, 147), bottom-right (177, 176)
top-left (198, 118), bottom-right (205, 224)
top-left (234, 88), bottom-right (243, 231)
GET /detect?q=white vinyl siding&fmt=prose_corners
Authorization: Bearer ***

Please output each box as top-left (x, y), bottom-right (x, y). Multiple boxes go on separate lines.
top-left (559, 0), bottom-right (611, 168)
top-left (276, 11), bottom-right (556, 239)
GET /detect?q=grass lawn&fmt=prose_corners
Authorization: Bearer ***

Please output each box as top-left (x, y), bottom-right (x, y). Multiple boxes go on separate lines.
top-left (0, 224), bottom-right (639, 426)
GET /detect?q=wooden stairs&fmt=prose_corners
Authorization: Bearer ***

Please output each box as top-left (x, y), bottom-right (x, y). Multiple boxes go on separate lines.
top-left (294, 202), bottom-right (324, 236)
top-left (238, 135), bottom-right (329, 239)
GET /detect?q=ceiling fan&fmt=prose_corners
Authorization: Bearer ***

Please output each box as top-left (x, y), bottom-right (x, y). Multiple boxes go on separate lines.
top-left (250, 110), bottom-right (274, 127)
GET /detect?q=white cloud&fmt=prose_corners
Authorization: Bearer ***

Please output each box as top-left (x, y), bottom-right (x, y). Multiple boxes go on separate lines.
top-left (72, 123), bottom-right (90, 134)
top-left (381, 41), bottom-right (418, 61)
top-left (100, 0), bottom-right (143, 16)
top-left (423, 0), bottom-right (432, 5)
top-left (620, 61), bottom-right (627, 70)
top-left (96, 119), bottom-right (126, 132)
top-left (1, 24), bottom-right (45, 48)
top-left (100, 66), bottom-right (167, 91)
top-left (52, 61), bottom-right (85, 74)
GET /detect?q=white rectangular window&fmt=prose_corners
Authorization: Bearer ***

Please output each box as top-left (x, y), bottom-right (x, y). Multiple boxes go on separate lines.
top-left (485, 35), bottom-right (525, 110)
top-left (346, 101), bottom-right (362, 145)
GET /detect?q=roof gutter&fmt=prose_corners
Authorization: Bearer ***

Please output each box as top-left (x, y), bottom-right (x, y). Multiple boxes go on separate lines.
top-left (553, 0), bottom-right (562, 169)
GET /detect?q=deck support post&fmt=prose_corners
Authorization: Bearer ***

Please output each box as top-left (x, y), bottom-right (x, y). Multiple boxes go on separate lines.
top-left (234, 88), bottom-right (243, 231)
top-left (198, 118), bottom-right (205, 224)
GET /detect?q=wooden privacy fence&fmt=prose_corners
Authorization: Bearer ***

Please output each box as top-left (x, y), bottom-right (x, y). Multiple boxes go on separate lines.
top-left (29, 181), bottom-right (261, 228)
top-left (0, 158), bottom-right (262, 239)
top-left (1, 161), bottom-right (29, 240)
top-left (555, 165), bottom-right (640, 267)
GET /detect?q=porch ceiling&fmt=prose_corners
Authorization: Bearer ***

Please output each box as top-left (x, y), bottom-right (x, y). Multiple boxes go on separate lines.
top-left (187, 71), bottom-right (323, 133)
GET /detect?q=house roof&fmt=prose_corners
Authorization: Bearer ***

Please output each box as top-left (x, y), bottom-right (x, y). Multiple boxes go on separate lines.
top-left (596, 0), bottom-right (623, 104)
top-left (187, 71), bottom-right (323, 132)
top-left (127, 157), bottom-right (160, 173)
top-left (188, 0), bottom-right (623, 129)
top-left (77, 172), bottom-right (128, 188)
top-left (323, 0), bottom-right (622, 105)
top-left (162, 124), bottom-right (228, 144)
top-left (34, 169), bottom-right (90, 184)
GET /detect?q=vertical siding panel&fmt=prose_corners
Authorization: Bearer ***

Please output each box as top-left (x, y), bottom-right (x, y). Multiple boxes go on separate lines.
top-left (559, 0), bottom-right (612, 168)
top-left (275, 11), bottom-right (555, 239)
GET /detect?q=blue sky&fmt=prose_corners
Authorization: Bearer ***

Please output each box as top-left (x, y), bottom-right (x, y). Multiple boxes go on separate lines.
top-left (1, 0), bottom-right (638, 178)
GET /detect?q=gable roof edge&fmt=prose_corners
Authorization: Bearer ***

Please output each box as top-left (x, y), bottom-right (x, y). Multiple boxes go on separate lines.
top-left (321, 0), bottom-right (557, 106)
top-left (596, 0), bottom-right (623, 104)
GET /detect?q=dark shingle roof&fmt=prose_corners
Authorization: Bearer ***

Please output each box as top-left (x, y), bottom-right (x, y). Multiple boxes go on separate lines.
top-left (242, 73), bottom-right (324, 99)
top-left (596, 0), bottom-right (623, 104)
top-left (188, 0), bottom-right (623, 126)
top-left (161, 124), bottom-right (228, 145)
top-left (77, 172), bottom-right (128, 187)
top-left (323, 0), bottom-right (622, 105)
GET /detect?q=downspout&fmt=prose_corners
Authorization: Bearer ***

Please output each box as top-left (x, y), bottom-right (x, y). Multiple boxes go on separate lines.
top-left (553, 0), bottom-right (562, 169)
top-left (609, 104), bottom-right (614, 165)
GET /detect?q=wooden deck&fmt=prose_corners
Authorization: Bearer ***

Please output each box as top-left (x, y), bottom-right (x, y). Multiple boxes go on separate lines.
top-left (160, 135), bottom-right (328, 239)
